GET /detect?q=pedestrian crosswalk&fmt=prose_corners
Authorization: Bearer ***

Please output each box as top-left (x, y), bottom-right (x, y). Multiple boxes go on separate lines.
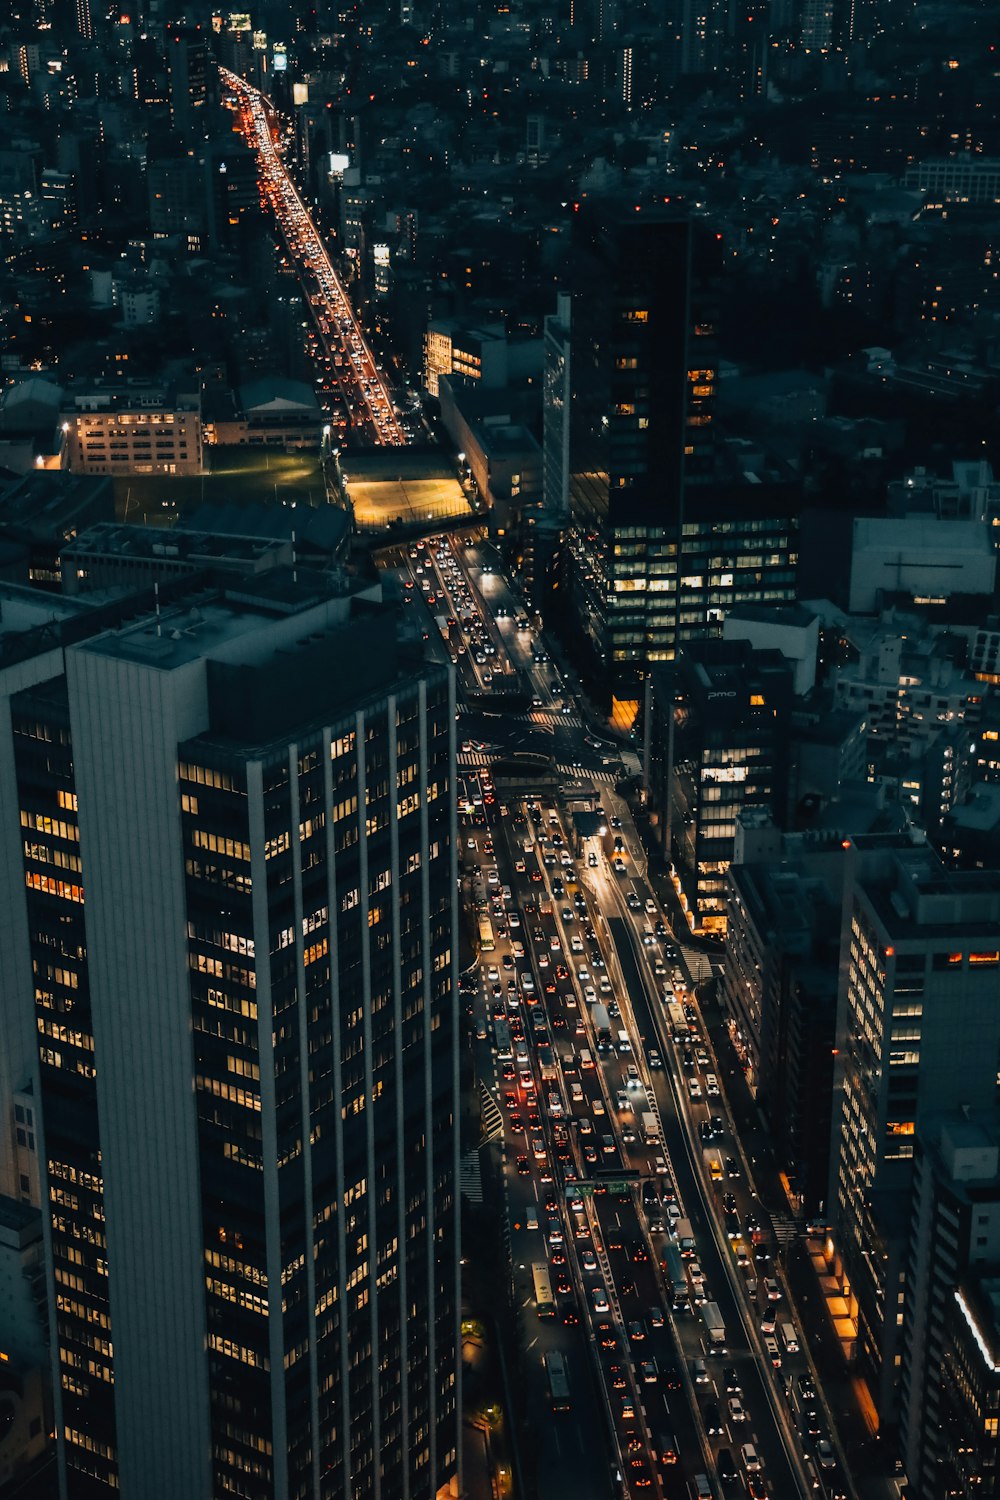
top-left (479, 1081), bottom-right (504, 1144)
top-left (456, 702), bottom-right (584, 730)
top-left (525, 709), bottom-right (584, 729)
top-left (554, 763), bottom-right (619, 786)
top-left (459, 1149), bottom-right (484, 1204)
top-left (457, 751), bottom-right (619, 785)
top-left (771, 1211), bottom-right (800, 1246)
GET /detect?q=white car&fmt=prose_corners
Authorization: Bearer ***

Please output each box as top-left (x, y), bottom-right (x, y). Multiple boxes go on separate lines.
top-left (741, 1443), bottom-right (762, 1474)
top-left (654, 1156), bottom-right (669, 1175)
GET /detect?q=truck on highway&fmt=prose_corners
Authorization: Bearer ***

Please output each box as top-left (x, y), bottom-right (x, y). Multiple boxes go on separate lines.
top-left (641, 1111), bottom-right (660, 1147)
top-left (704, 1147), bottom-right (724, 1183)
top-left (673, 1218), bottom-right (696, 1255)
top-left (538, 1044), bottom-right (558, 1082)
top-left (700, 1300), bottom-right (726, 1352)
top-left (592, 1003), bottom-right (612, 1052)
top-left (617, 1028), bottom-right (631, 1055)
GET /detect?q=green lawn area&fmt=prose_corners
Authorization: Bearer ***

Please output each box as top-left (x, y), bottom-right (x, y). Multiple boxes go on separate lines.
top-left (114, 447), bottom-right (329, 525)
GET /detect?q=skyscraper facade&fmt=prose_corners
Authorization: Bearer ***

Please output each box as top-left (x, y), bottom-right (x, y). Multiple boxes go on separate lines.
top-left (564, 210), bottom-right (718, 713)
top-left (563, 207), bottom-right (798, 717)
top-left (831, 843), bottom-right (1000, 1426)
top-left (1, 575), bottom-right (460, 1500)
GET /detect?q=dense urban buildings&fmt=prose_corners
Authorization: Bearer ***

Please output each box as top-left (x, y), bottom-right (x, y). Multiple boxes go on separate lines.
top-left (5, 0), bottom-right (1000, 1494)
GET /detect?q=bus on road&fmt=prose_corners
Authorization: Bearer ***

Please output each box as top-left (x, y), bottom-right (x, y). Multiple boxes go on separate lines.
top-left (544, 1349), bottom-right (571, 1409)
top-left (532, 1263), bottom-right (555, 1320)
top-left (666, 999), bottom-right (689, 1043)
top-left (494, 1018), bottom-right (513, 1061)
top-left (478, 915), bottom-right (495, 952)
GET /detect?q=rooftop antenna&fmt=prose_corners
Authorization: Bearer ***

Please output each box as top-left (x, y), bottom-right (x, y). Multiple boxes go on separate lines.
top-left (291, 528), bottom-right (297, 585)
top-left (154, 580), bottom-right (161, 637)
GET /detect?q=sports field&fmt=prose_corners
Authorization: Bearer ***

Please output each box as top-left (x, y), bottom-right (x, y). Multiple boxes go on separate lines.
top-left (347, 474), bottom-right (472, 530)
top-left (114, 448), bottom-right (328, 524)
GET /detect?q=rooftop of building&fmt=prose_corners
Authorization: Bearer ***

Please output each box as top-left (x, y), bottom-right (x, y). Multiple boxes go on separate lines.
top-left (0, 470), bottom-right (115, 542)
top-left (853, 513), bottom-right (996, 556)
top-left (0, 376), bottom-right (63, 417)
top-left (61, 378), bottom-right (200, 412)
top-left (338, 449), bottom-right (473, 530)
top-left (920, 1110), bottom-right (1000, 1198)
top-left (725, 601), bottom-right (819, 631)
top-left (476, 421), bottom-right (540, 456)
top-left (184, 502), bottom-right (349, 556)
top-left (79, 570), bottom-right (368, 673)
top-left (64, 521), bottom-right (290, 568)
top-left (859, 846), bottom-right (1000, 939)
top-left (945, 783), bottom-right (1000, 835)
top-left (236, 377), bottom-right (321, 415)
top-left (0, 1193), bottom-right (43, 1244)
top-left (728, 856), bottom-right (842, 957)
top-left (677, 636), bottom-right (795, 704)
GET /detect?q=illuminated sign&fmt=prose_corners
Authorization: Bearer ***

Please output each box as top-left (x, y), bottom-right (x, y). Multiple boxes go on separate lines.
top-left (373, 244), bottom-right (390, 266)
top-left (292, 81), bottom-right (308, 105)
top-left (328, 152), bottom-right (350, 174)
top-left (272, 44), bottom-right (287, 70)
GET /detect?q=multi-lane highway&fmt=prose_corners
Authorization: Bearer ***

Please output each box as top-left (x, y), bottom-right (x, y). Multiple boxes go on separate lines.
top-left (220, 67), bottom-right (407, 447)
top-left (382, 534), bottom-right (855, 1500)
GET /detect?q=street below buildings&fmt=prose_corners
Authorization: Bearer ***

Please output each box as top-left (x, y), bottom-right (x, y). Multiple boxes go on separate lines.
top-left (221, 67), bottom-right (408, 448)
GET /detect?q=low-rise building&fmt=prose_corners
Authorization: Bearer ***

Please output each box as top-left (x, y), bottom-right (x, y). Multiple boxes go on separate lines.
top-left (437, 376), bottom-right (542, 520)
top-left (848, 516), bottom-right (996, 614)
top-left (203, 378), bottom-right (324, 449)
top-left (62, 380), bottom-right (202, 476)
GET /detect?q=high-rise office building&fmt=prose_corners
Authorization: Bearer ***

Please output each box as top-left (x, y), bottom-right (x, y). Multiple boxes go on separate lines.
top-left (0, 572), bottom-right (460, 1500)
top-left (899, 1110), bottom-right (1000, 1498)
top-left (542, 292), bottom-right (571, 526)
top-left (564, 210), bottom-right (717, 715)
top-left (165, 23), bottom-right (210, 136)
top-left (831, 845), bottom-right (1000, 1428)
top-left (649, 638), bottom-right (794, 931)
top-left (563, 207), bottom-right (798, 719)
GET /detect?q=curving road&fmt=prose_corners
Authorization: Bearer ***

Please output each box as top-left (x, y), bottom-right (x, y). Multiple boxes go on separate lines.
top-left (220, 66), bottom-right (407, 447)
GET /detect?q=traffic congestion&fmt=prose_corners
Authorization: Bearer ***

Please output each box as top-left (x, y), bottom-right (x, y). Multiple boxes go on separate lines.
top-left (382, 533), bottom-right (855, 1500)
top-left (220, 67), bottom-right (408, 448)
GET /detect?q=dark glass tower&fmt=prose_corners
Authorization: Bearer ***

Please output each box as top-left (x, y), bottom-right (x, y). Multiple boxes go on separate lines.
top-left (564, 208), bottom-right (719, 711)
top-left (564, 206), bottom-right (799, 716)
